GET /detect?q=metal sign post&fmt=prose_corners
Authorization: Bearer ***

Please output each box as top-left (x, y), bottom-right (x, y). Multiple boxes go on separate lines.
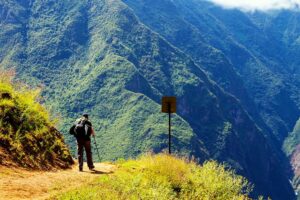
top-left (162, 96), bottom-right (176, 154)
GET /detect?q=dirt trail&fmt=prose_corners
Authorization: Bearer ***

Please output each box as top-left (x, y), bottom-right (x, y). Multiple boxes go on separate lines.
top-left (0, 162), bottom-right (116, 200)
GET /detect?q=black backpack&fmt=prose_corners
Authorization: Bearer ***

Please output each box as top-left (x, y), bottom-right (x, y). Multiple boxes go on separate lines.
top-left (73, 119), bottom-right (88, 137)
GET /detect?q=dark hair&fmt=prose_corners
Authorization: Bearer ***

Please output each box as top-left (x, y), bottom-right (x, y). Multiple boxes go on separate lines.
top-left (83, 113), bottom-right (89, 118)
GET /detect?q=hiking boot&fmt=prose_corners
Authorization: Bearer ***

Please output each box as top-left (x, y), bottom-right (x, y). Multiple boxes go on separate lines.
top-left (79, 167), bottom-right (83, 172)
top-left (89, 166), bottom-right (95, 171)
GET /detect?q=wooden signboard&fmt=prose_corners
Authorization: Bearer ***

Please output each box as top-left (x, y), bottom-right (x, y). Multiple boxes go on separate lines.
top-left (161, 96), bottom-right (176, 154)
top-left (161, 96), bottom-right (176, 113)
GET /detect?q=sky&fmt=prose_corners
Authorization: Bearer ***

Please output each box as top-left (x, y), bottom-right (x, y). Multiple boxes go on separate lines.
top-left (207, 0), bottom-right (300, 11)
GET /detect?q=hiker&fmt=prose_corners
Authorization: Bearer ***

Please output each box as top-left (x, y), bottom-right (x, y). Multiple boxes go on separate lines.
top-left (70, 113), bottom-right (95, 171)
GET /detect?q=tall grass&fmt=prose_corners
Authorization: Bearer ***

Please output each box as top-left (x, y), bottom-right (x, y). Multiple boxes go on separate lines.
top-left (0, 69), bottom-right (73, 169)
top-left (57, 153), bottom-right (252, 200)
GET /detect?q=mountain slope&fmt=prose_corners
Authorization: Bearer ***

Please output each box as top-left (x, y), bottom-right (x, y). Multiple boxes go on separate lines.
top-left (0, 0), bottom-right (296, 199)
top-left (123, 0), bottom-right (300, 196)
top-left (122, 0), bottom-right (300, 144)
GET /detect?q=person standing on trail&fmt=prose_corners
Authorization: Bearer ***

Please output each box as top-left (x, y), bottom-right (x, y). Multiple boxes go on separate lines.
top-left (69, 113), bottom-right (95, 171)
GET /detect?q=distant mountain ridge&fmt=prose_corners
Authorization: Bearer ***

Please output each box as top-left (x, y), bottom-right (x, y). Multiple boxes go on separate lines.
top-left (0, 0), bottom-right (299, 199)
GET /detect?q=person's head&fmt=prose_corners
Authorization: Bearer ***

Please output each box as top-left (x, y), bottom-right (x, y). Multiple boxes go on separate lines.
top-left (82, 113), bottom-right (89, 120)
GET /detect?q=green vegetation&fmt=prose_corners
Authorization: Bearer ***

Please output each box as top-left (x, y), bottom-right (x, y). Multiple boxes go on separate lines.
top-left (56, 154), bottom-right (252, 200)
top-left (0, 70), bottom-right (73, 169)
top-left (124, 0), bottom-right (300, 143)
top-left (0, 0), bottom-right (297, 198)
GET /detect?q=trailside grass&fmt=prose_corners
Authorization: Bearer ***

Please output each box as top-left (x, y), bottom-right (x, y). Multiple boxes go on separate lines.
top-left (54, 153), bottom-right (252, 200)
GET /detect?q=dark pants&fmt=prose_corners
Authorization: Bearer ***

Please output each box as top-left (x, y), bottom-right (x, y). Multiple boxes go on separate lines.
top-left (77, 138), bottom-right (94, 169)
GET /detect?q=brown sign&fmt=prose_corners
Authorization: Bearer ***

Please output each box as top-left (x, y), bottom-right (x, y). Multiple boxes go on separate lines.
top-left (161, 96), bottom-right (176, 113)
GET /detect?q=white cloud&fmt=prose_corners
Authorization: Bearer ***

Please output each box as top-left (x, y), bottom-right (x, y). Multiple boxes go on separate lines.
top-left (207, 0), bottom-right (300, 11)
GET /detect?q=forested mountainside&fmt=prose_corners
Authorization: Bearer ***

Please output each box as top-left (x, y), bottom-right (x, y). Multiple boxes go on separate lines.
top-left (0, 0), bottom-right (299, 199)
top-left (123, 0), bottom-right (300, 197)
top-left (123, 0), bottom-right (300, 146)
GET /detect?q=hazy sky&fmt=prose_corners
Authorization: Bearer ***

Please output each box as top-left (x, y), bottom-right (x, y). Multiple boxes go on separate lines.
top-left (208, 0), bottom-right (300, 11)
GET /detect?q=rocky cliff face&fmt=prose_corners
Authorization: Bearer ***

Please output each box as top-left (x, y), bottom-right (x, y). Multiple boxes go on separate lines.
top-left (0, 0), bottom-right (297, 199)
top-left (291, 145), bottom-right (300, 190)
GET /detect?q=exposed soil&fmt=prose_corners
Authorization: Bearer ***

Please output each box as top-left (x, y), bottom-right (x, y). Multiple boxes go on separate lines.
top-left (291, 145), bottom-right (300, 177)
top-left (290, 144), bottom-right (300, 193)
top-left (0, 162), bottom-right (116, 200)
